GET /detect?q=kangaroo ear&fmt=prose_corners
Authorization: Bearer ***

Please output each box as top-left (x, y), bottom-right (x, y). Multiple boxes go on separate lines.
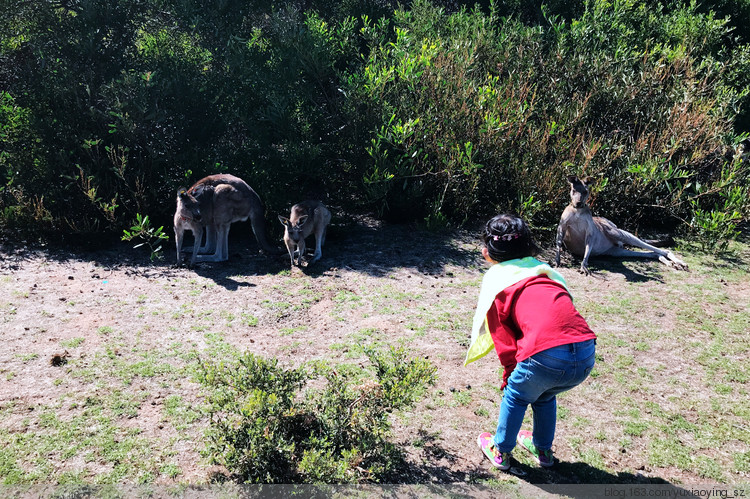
top-left (581, 176), bottom-right (593, 186)
top-left (567, 175), bottom-right (579, 184)
top-left (297, 215), bottom-right (309, 226)
top-left (177, 187), bottom-right (188, 198)
top-left (278, 215), bottom-right (289, 225)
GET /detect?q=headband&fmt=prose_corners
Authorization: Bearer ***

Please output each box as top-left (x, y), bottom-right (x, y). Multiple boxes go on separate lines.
top-left (492, 233), bottom-right (520, 242)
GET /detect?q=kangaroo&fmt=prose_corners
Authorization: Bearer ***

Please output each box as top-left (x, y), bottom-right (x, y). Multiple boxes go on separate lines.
top-left (278, 200), bottom-right (331, 266)
top-left (174, 174), bottom-right (278, 266)
top-left (555, 175), bottom-right (687, 275)
top-left (174, 187), bottom-right (206, 266)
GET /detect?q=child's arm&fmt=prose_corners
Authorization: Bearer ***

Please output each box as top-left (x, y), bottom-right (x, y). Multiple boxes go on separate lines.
top-left (496, 332), bottom-right (518, 390)
top-left (487, 301), bottom-right (519, 389)
top-left (500, 361), bottom-right (516, 389)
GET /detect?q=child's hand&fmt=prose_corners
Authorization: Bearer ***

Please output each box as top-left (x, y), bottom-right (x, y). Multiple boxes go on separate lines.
top-left (501, 366), bottom-right (514, 390)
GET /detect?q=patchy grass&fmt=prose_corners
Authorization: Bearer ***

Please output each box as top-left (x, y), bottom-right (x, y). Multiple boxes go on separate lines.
top-left (560, 240), bottom-right (750, 485)
top-left (0, 225), bottom-right (747, 488)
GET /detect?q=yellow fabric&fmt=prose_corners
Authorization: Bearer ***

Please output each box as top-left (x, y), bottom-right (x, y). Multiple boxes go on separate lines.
top-left (464, 257), bottom-right (569, 366)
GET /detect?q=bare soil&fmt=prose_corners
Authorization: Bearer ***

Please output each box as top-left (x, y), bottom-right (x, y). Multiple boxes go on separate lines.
top-left (1, 216), bottom-right (748, 490)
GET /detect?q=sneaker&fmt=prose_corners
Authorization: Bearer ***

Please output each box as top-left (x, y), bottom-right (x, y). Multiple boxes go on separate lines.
top-left (477, 432), bottom-right (511, 470)
top-left (516, 430), bottom-right (555, 467)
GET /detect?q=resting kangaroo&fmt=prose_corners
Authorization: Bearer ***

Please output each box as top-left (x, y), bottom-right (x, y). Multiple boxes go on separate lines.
top-left (278, 200), bottom-right (331, 266)
top-left (174, 174), bottom-right (278, 265)
top-left (555, 175), bottom-right (687, 275)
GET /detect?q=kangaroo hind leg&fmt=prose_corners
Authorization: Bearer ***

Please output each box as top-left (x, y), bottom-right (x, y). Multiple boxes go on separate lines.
top-left (607, 229), bottom-right (687, 270)
top-left (194, 224), bottom-right (230, 262)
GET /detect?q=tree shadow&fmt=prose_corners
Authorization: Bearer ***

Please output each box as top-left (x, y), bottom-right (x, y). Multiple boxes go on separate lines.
top-left (2, 215), bottom-right (673, 290)
top-left (318, 214), bottom-right (480, 277)
top-left (690, 243), bottom-right (750, 272)
top-left (15, 213), bottom-right (729, 289)
top-left (0, 213), bottom-right (479, 289)
top-left (0, 233), bottom-right (185, 279)
top-left (173, 213), bottom-right (480, 287)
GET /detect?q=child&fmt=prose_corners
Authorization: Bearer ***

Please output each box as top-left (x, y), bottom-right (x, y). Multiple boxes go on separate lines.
top-left (466, 213), bottom-right (597, 470)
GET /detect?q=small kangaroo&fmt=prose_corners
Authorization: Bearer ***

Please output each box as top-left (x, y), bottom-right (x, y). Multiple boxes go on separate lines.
top-left (555, 175), bottom-right (687, 275)
top-left (278, 200), bottom-right (331, 266)
top-left (174, 186), bottom-right (207, 266)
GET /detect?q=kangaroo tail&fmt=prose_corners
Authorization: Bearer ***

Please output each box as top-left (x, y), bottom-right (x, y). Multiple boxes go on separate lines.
top-left (250, 212), bottom-right (284, 255)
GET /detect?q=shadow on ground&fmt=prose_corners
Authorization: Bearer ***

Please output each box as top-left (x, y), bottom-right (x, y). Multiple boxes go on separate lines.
top-left (0, 214), bottom-right (481, 287)
top-left (385, 433), bottom-right (691, 499)
top-left (542, 249), bottom-right (674, 283)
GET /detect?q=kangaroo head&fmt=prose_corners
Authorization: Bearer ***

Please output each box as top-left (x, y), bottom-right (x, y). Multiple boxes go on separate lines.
top-left (176, 187), bottom-right (202, 223)
top-left (279, 214), bottom-right (308, 243)
top-left (567, 175), bottom-right (592, 209)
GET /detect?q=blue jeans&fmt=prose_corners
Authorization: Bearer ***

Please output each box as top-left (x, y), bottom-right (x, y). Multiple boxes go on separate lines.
top-left (493, 339), bottom-right (596, 452)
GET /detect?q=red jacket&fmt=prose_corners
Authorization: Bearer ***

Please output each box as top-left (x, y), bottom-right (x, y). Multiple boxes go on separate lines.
top-left (486, 275), bottom-right (597, 388)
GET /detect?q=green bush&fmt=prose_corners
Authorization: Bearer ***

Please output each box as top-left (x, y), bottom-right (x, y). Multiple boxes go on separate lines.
top-left (0, 91), bottom-right (46, 228)
top-left (351, 0), bottom-right (749, 238)
top-left (1, 0), bottom-right (749, 248)
top-left (687, 157), bottom-right (749, 251)
top-left (195, 346), bottom-right (436, 483)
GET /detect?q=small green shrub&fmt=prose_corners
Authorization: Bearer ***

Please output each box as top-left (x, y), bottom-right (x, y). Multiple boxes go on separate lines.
top-left (121, 214), bottom-right (170, 261)
top-left (687, 157), bottom-right (749, 251)
top-left (196, 346), bottom-right (436, 483)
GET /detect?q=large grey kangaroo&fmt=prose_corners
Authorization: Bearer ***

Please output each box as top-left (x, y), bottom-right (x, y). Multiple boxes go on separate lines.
top-left (555, 175), bottom-right (687, 275)
top-left (278, 200), bottom-right (331, 267)
top-left (174, 174), bottom-right (278, 265)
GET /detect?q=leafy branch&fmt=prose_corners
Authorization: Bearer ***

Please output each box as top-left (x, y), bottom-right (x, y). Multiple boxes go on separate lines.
top-left (122, 213), bottom-right (169, 261)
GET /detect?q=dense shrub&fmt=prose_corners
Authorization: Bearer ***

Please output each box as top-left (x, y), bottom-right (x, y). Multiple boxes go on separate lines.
top-left (195, 346), bottom-right (436, 483)
top-left (352, 0), bottom-right (750, 243)
top-left (1, 0), bottom-right (749, 249)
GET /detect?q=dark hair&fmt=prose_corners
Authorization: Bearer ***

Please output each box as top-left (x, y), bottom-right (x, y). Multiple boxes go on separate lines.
top-left (482, 214), bottom-right (540, 262)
